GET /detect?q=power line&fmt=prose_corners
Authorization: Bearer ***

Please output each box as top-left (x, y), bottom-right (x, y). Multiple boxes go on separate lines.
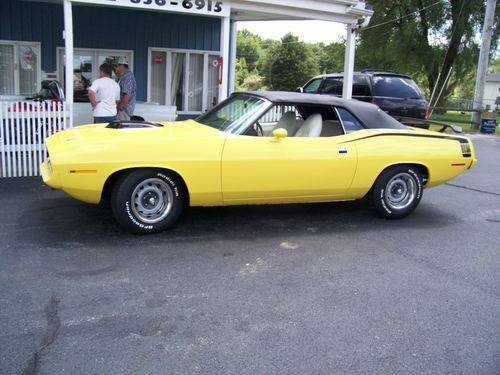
top-left (357, 0), bottom-right (442, 31)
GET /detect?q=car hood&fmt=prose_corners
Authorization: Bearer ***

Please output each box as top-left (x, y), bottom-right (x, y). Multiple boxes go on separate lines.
top-left (48, 119), bottom-right (221, 147)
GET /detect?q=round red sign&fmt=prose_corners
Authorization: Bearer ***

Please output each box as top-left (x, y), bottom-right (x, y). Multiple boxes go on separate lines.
top-left (154, 55), bottom-right (164, 64)
top-left (23, 50), bottom-right (33, 61)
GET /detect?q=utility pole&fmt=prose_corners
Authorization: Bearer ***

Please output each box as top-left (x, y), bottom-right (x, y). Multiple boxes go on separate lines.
top-left (471, 0), bottom-right (497, 127)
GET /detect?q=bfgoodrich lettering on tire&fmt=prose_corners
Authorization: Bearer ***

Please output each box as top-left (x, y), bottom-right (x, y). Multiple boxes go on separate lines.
top-left (371, 165), bottom-right (423, 219)
top-left (111, 169), bottom-right (185, 234)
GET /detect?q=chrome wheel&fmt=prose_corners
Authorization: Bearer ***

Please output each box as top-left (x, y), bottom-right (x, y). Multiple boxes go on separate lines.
top-left (130, 178), bottom-right (173, 224)
top-left (384, 172), bottom-right (417, 211)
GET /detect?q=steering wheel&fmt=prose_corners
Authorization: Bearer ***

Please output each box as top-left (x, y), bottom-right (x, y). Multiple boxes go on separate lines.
top-left (255, 121), bottom-right (264, 136)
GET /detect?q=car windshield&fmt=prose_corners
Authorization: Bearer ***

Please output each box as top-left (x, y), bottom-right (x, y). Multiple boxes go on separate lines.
top-left (372, 76), bottom-right (423, 99)
top-left (197, 94), bottom-right (270, 133)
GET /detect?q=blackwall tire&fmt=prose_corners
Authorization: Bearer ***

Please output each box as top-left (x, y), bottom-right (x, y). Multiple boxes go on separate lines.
top-left (372, 165), bottom-right (423, 219)
top-left (111, 169), bottom-right (185, 234)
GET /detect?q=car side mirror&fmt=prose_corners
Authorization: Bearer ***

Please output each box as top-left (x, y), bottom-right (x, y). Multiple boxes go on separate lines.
top-left (273, 128), bottom-right (288, 140)
top-left (296, 87), bottom-right (303, 93)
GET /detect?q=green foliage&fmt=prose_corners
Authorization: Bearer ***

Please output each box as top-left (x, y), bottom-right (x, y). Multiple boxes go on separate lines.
top-left (311, 42), bottom-right (345, 74)
top-left (356, 0), bottom-right (499, 106)
top-left (235, 58), bottom-right (249, 90)
top-left (241, 74), bottom-right (267, 91)
top-left (262, 33), bottom-right (319, 91)
top-left (489, 58), bottom-right (500, 73)
top-left (236, 30), bottom-right (263, 73)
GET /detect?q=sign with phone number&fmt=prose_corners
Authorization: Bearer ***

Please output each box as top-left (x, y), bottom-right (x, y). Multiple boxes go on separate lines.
top-left (74, 0), bottom-right (229, 17)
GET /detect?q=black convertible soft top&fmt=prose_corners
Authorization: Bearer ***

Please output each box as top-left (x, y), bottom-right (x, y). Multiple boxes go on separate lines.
top-left (233, 91), bottom-right (408, 130)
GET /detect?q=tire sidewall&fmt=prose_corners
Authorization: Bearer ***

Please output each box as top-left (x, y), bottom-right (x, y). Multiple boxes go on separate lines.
top-left (112, 170), bottom-right (184, 234)
top-left (372, 165), bottom-right (423, 219)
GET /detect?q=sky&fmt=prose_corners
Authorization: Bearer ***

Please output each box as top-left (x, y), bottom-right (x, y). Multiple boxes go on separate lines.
top-left (237, 20), bottom-right (347, 44)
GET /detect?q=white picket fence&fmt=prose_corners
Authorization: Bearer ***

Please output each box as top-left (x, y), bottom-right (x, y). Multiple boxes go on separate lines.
top-left (0, 100), bottom-right (68, 177)
top-left (261, 105), bottom-right (296, 123)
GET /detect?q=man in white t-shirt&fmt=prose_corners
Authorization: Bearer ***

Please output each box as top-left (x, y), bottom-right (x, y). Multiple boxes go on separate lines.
top-left (88, 63), bottom-right (120, 123)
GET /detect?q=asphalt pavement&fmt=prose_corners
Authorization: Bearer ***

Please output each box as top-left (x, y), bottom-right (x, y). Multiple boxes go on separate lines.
top-left (0, 134), bottom-right (499, 375)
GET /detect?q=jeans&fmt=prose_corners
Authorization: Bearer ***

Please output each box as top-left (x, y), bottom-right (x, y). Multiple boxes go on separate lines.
top-left (94, 116), bottom-right (117, 124)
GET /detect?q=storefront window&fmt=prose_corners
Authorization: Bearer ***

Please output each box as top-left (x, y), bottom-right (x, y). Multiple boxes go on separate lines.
top-left (97, 54), bottom-right (124, 81)
top-left (73, 54), bottom-right (92, 102)
top-left (58, 48), bottom-right (132, 102)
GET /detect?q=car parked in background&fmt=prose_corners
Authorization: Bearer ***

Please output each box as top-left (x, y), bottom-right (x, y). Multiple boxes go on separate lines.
top-left (299, 70), bottom-right (429, 120)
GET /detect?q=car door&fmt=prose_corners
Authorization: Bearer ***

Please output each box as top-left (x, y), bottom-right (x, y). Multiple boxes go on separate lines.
top-left (220, 134), bottom-right (358, 203)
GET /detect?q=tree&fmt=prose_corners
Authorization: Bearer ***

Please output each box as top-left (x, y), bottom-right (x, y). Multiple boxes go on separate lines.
top-left (241, 74), bottom-right (267, 91)
top-left (356, 0), bottom-right (499, 105)
top-left (311, 42), bottom-right (345, 74)
top-left (235, 58), bottom-right (249, 90)
top-left (236, 30), bottom-right (263, 73)
top-left (262, 33), bottom-right (319, 91)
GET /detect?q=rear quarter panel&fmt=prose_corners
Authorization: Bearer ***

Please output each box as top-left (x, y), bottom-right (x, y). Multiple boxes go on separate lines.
top-left (344, 130), bottom-right (472, 198)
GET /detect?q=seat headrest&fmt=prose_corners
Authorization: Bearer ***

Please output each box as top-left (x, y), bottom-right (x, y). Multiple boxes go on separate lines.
top-left (295, 113), bottom-right (323, 137)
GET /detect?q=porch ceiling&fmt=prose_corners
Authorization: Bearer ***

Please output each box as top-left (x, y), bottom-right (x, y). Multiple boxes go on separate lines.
top-left (230, 0), bottom-right (373, 24)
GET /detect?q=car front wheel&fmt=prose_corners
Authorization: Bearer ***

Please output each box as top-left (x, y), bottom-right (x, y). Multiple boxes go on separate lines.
top-left (111, 169), bottom-right (185, 234)
top-left (371, 165), bottom-right (423, 219)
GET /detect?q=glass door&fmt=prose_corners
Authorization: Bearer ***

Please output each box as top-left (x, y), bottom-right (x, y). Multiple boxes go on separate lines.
top-left (150, 50), bottom-right (166, 105)
top-left (188, 54), bottom-right (203, 112)
top-left (18, 45), bottom-right (40, 96)
top-left (170, 52), bottom-right (185, 110)
top-left (148, 49), bottom-right (221, 114)
top-left (207, 55), bottom-right (220, 111)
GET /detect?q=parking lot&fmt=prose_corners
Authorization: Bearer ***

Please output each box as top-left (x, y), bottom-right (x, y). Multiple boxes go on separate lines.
top-left (0, 134), bottom-right (499, 375)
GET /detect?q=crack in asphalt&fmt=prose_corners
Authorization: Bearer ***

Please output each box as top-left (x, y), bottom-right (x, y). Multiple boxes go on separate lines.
top-left (23, 296), bottom-right (61, 375)
top-left (445, 182), bottom-right (500, 196)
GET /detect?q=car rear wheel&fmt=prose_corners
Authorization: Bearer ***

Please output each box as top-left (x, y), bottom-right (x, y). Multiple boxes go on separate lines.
top-left (371, 165), bottom-right (423, 219)
top-left (111, 169), bottom-right (185, 234)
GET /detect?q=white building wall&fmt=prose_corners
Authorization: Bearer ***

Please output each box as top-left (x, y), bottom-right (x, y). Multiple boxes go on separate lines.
top-left (484, 80), bottom-right (499, 109)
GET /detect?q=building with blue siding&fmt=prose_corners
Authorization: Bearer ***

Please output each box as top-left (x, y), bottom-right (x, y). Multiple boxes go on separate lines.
top-left (0, 0), bottom-right (373, 119)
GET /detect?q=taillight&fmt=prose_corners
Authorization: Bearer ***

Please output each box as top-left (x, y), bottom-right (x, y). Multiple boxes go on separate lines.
top-left (461, 142), bottom-right (471, 157)
top-left (424, 103), bottom-right (429, 119)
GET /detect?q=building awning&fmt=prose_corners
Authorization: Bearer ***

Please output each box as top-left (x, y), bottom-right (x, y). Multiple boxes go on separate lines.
top-left (231, 0), bottom-right (373, 23)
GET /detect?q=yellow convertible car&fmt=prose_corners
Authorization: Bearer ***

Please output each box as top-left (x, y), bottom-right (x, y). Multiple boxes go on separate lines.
top-left (41, 92), bottom-right (476, 234)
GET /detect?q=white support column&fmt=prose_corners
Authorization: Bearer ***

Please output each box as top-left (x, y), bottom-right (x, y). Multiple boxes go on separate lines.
top-left (228, 19), bottom-right (238, 95)
top-left (342, 25), bottom-right (356, 99)
top-left (63, 0), bottom-right (74, 126)
top-left (219, 16), bottom-right (231, 102)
